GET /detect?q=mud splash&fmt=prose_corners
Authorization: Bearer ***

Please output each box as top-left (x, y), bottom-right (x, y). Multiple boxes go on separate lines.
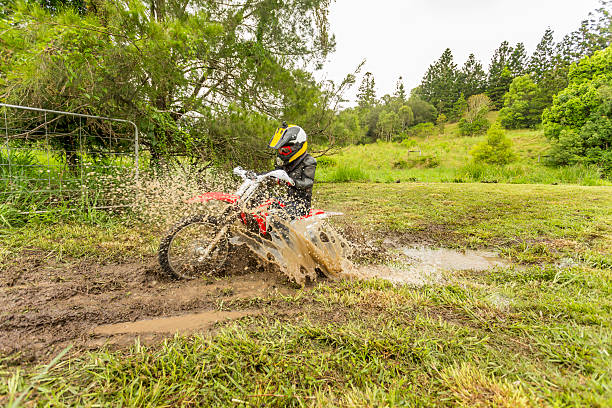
top-left (352, 246), bottom-right (510, 285)
top-left (230, 215), bottom-right (353, 286)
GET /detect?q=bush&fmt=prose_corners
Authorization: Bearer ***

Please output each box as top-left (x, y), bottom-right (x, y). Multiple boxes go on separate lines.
top-left (392, 159), bottom-right (410, 169)
top-left (414, 155), bottom-right (440, 168)
top-left (470, 123), bottom-right (516, 165)
top-left (392, 155), bottom-right (439, 169)
top-left (400, 138), bottom-right (417, 148)
top-left (458, 116), bottom-right (490, 136)
top-left (542, 47), bottom-right (612, 175)
top-left (405, 122), bottom-right (435, 138)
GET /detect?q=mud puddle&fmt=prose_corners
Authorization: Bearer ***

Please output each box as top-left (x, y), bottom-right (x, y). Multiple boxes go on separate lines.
top-left (0, 250), bottom-right (291, 364)
top-left (352, 246), bottom-right (510, 285)
top-left (93, 310), bottom-right (255, 335)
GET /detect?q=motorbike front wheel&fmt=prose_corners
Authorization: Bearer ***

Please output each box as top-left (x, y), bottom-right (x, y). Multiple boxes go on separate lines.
top-left (158, 214), bottom-right (231, 279)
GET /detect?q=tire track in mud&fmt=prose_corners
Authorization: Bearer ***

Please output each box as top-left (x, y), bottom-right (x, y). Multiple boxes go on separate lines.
top-left (0, 251), bottom-right (295, 365)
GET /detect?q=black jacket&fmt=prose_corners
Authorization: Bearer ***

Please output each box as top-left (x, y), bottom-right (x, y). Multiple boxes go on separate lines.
top-left (277, 153), bottom-right (316, 209)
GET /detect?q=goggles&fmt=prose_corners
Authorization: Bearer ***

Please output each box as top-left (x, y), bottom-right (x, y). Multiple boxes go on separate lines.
top-left (278, 145), bottom-right (293, 156)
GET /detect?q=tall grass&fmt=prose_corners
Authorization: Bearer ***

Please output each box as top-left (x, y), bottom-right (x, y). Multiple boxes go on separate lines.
top-left (315, 131), bottom-right (610, 186)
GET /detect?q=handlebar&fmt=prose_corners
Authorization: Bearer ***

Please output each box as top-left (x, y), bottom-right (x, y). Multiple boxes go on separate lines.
top-left (233, 166), bottom-right (295, 186)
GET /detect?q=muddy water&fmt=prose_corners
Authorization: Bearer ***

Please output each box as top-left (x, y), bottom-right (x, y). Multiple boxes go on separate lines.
top-left (230, 215), bottom-right (353, 286)
top-left (93, 310), bottom-right (254, 335)
top-left (353, 246), bottom-right (510, 285)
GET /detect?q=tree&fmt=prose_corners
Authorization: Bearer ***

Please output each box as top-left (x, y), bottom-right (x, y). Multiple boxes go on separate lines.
top-left (528, 28), bottom-right (556, 82)
top-left (418, 48), bottom-right (459, 114)
top-left (487, 41), bottom-right (514, 108)
top-left (488, 66), bottom-right (514, 109)
top-left (508, 42), bottom-right (528, 77)
top-left (394, 76), bottom-right (407, 102)
top-left (458, 53), bottom-right (487, 98)
top-left (376, 111), bottom-right (401, 142)
top-left (398, 105), bottom-right (415, 129)
top-left (558, 2), bottom-right (611, 63)
top-left (542, 46), bottom-right (612, 174)
top-left (407, 96), bottom-right (437, 124)
top-left (436, 114), bottom-right (447, 134)
top-left (458, 94), bottom-right (492, 136)
top-left (450, 93), bottom-right (467, 122)
top-left (499, 75), bottom-right (548, 129)
top-left (471, 122), bottom-right (516, 164)
top-left (1, 0), bottom-right (337, 164)
top-left (357, 72), bottom-right (377, 110)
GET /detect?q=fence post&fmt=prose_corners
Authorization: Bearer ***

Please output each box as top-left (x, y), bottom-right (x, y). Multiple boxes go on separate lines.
top-left (3, 109), bottom-right (11, 184)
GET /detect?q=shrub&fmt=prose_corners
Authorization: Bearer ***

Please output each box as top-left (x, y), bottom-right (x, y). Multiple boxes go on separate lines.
top-left (458, 116), bottom-right (490, 136)
top-left (405, 122), bottom-right (435, 138)
top-left (392, 159), bottom-right (410, 169)
top-left (400, 138), bottom-right (417, 148)
top-left (470, 123), bottom-right (516, 165)
top-left (542, 47), bottom-right (612, 175)
top-left (392, 155), bottom-right (439, 169)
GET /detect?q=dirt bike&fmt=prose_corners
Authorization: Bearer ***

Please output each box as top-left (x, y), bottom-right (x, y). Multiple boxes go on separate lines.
top-left (158, 166), bottom-right (341, 279)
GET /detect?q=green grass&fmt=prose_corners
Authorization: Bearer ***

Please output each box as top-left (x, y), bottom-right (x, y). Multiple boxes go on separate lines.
top-left (1, 182), bottom-right (611, 406)
top-left (314, 183), bottom-right (612, 259)
top-left (315, 118), bottom-right (610, 186)
top-left (2, 266), bottom-right (611, 406)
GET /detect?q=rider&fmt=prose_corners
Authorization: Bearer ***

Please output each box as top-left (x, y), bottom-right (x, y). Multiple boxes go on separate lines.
top-left (268, 122), bottom-right (317, 219)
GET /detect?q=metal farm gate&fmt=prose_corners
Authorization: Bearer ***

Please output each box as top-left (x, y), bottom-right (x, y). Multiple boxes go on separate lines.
top-left (1, 103), bottom-right (139, 213)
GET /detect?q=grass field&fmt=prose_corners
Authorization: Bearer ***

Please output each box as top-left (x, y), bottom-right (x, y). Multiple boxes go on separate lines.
top-left (315, 115), bottom-right (610, 186)
top-left (1, 182), bottom-right (611, 406)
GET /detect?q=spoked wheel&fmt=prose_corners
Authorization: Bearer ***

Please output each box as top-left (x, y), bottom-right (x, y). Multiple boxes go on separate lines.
top-left (158, 214), bottom-right (231, 279)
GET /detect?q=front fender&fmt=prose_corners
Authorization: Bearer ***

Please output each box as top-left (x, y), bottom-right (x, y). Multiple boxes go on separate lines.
top-left (186, 192), bottom-right (239, 204)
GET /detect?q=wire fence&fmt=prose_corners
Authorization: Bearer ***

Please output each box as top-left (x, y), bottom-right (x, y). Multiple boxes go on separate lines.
top-left (0, 103), bottom-right (139, 213)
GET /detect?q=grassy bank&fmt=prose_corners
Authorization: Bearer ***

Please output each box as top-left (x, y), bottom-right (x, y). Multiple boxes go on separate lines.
top-left (315, 119), bottom-right (610, 186)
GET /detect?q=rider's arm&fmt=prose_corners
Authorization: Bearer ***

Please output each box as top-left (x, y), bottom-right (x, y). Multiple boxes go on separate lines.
top-left (292, 159), bottom-right (316, 190)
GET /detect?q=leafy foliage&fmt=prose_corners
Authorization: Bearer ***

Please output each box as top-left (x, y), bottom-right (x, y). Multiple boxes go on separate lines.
top-left (499, 75), bottom-right (548, 129)
top-left (0, 0), bottom-right (338, 166)
top-left (542, 46), bottom-right (612, 174)
top-left (458, 94), bottom-right (491, 136)
top-left (471, 123), bottom-right (516, 165)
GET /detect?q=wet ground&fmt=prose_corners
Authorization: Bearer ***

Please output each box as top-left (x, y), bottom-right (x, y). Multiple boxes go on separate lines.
top-left (0, 249), bottom-right (293, 364)
top-left (0, 241), bottom-right (511, 365)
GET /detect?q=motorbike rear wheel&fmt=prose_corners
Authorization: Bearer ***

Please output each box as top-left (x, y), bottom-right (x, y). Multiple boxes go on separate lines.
top-left (158, 214), bottom-right (230, 279)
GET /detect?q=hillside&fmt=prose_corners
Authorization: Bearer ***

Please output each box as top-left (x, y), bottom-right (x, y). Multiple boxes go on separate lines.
top-left (316, 113), bottom-right (609, 186)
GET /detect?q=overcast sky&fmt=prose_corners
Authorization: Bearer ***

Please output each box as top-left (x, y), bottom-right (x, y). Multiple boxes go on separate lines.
top-left (318, 0), bottom-right (603, 104)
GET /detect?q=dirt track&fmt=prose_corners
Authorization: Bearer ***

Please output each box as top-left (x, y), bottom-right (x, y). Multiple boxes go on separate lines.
top-left (0, 249), bottom-right (296, 365)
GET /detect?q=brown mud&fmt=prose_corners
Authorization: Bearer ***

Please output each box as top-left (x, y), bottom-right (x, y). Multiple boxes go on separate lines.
top-left (0, 249), bottom-right (294, 365)
top-left (1, 220), bottom-right (510, 366)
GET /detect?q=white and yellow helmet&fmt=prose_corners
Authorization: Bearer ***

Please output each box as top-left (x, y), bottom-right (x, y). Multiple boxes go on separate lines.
top-left (268, 123), bottom-right (308, 163)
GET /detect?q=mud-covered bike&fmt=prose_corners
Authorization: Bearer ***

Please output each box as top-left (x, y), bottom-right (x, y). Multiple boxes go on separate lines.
top-left (158, 167), bottom-right (341, 279)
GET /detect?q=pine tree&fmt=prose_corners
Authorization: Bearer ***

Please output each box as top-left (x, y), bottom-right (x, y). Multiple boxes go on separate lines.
top-left (450, 92), bottom-right (467, 122)
top-left (528, 28), bottom-right (556, 82)
top-left (458, 53), bottom-right (487, 98)
top-left (508, 42), bottom-right (528, 77)
top-left (487, 41), bottom-right (514, 108)
top-left (418, 48), bottom-right (459, 115)
top-left (393, 76), bottom-right (407, 102)
top-left (357, 72), bottom-right (376, 110)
